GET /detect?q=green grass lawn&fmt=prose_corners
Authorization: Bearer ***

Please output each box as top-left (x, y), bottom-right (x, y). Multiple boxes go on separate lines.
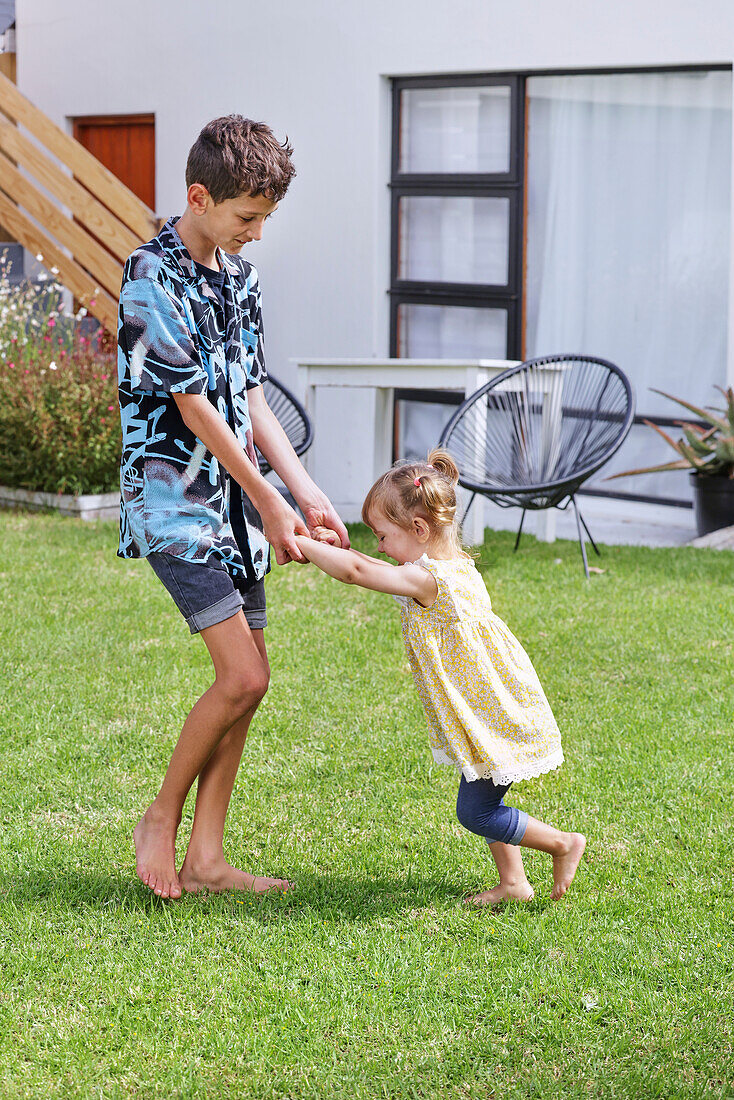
top-left (1, 512), bottom-right (732, 1099)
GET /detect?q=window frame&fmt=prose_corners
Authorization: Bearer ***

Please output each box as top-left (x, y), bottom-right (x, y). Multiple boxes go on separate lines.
top-left (389, 74), bottom-right (526, 362)
top-left (389, 64), bottom-right (732, 507)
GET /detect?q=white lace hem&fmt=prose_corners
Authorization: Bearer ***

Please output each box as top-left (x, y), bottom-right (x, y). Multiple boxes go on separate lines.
top-left (430, 746), bottom-right (565, 785)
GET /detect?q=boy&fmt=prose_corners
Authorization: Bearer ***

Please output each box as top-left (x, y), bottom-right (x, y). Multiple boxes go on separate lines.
top-left (117, 116), bottom-right (348, 899)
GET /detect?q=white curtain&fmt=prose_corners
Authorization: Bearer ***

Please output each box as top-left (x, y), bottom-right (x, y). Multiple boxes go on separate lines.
top-left (400, 85), bottom-right (511, 174)
top-left (525, 71), bottom-right (732, 501)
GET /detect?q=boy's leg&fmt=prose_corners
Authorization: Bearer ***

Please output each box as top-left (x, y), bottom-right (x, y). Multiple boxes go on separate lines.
top-left (133, 610), bottom-right (270, 899)
top-left (179, 629), bottom-right (289, 894)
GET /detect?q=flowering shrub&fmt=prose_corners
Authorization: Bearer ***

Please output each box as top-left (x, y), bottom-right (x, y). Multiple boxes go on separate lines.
top-left (0, 254), bottom-right (120, 495)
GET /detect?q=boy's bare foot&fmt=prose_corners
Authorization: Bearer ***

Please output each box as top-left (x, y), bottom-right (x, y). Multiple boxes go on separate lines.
top-left (551, 833), bottom-right (587, 900)
top-left (464, 881), bottom-right (535, 907)
top-left (179, 858), bottom-right (292, 895)
top-left (133, 809), bottom-right (181, 900)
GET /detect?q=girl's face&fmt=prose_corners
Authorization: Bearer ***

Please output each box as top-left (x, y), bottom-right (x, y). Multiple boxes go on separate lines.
top-left (368, 509), bottom-right (429, 564)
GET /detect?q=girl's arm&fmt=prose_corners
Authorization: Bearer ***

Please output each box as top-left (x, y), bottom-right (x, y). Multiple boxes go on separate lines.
top-left (294, 536), bottom-right (437, 607)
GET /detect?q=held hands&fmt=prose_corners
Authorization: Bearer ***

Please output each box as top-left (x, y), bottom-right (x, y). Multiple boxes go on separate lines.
top-left (301, 499), bottom-right (350, 550)
top-left (259, 489), bottom-right (348, 565)
top-left (312, 525), bottom-right (340, 545)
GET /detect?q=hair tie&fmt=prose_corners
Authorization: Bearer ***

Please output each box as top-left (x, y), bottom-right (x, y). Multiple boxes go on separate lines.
top-left (413, 477), bottom-right (421, 487)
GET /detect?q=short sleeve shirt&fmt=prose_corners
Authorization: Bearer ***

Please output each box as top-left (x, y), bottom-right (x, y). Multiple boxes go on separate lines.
top-left (117, 216), bottom-right (269, 584)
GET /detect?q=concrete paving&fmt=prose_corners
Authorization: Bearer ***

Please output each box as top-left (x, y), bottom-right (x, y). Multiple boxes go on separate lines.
top-left (475, 494), bottom-right (699, 549)
top-left (688, 524), bottom-right (734, 551)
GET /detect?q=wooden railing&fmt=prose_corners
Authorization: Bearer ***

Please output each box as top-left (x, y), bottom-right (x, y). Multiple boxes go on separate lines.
top-left (0, 70), bottom-right (158, 333)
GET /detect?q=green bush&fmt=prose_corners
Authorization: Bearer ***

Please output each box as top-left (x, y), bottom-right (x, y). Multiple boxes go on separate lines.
top-left (0, 260), bottom-right (119, 495)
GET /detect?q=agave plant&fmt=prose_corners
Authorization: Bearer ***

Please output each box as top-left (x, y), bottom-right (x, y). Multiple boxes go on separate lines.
top-left (610, 385), bottom-right (734, 480)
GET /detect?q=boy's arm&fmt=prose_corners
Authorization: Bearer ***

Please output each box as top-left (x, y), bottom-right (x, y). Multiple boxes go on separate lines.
top-left (294, 536), bottom-right (437, 607)
top-left (172, 393), bottom-right (308, 564)
top-left (247, 385), bottom-right (350, 549)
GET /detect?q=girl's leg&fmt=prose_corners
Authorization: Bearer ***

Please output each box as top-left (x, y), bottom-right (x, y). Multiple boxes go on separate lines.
top-left (457, 776), bottom-right (533, 906)
top-left (456, 776), bottom-right (585, 902)
top-left (133, 611), bottom-right (271, 899)
top-left (518, 817), bottom-right (586, 901)
top-left (179, 629), bottom-right (289, 895)
top-left (467, 842), bottom-right (535, 907)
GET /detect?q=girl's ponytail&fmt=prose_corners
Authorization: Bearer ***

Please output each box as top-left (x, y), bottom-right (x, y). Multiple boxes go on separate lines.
top-left (426, 448), bottom-right (460, 488)
top-left (362, 447), bottom-right (466, 555)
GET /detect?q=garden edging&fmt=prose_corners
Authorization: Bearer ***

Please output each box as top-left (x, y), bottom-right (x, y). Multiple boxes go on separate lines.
top-left (0, 484), bottom-right (120, 521)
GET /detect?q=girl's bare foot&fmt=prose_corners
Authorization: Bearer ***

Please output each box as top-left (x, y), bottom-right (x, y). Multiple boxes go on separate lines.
top-left (133, 809), bottom-right (181, 899)
top-left (551, 832), bottom-right (587, 900)
top-left (464, 881), bottom-right (535, 907)
top-left (179, 857), bottom-right (293, 895)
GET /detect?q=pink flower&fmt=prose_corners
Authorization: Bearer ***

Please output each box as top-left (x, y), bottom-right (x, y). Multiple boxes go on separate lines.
top-left (10, 335), bottom-right (17, 343)
top-left (107, 405), bottom-right (114, 411)
top-left (60, 350), bottom-right (66, 358)
top-left (44, 335), bottom-right (51, 342)
top-left (100, 417), bottom-right (106, 424)
top-left (101, 374), bottom-right (109, 381)
top-left (48, 318), bottom-right (56, 328)
top-left (7, 362), bottom-right (14, 369)
top-left (89, 299), bottom-right (97, 307)
top-left (79, 336), bottom-right (87, 344)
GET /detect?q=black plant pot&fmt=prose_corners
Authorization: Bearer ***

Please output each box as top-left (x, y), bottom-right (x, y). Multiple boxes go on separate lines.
top-left (690, 473), bottom-right (734, 536)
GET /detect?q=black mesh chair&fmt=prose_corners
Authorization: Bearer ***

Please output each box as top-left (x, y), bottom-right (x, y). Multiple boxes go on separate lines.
top-left (257, 375), bottom-right (313, 476)
top-left (438, 355), bottom-right (635, 577)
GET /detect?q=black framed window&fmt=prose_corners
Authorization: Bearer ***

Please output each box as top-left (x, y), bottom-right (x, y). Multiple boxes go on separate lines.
top-left (390, 66), bottom-right (732, 509)
top-left (390, 76), bottom-right (525, 360)
top-left (390, 76), bottom-right (525, 459)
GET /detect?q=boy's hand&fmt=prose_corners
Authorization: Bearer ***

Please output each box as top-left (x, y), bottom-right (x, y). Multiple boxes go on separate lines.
top-left (301, 498), bottom-right (350, 549)
top-left (260, 490), bottom-right (309, 565)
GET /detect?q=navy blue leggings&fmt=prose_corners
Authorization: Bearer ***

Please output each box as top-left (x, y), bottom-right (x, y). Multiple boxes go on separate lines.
top-left (456, 775), bottom-right (528, 845)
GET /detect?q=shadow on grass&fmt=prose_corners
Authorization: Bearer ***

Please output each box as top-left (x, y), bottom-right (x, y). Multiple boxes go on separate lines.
top-left (3, 867), bottom-right (519, 922)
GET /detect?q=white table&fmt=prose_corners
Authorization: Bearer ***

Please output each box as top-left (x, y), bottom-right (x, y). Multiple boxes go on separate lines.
top-left (292, 357), bottom-right (558, 545)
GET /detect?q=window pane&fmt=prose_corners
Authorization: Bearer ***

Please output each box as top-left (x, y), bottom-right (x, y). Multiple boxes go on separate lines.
top-left (399, 85), bottom-right (511, 174)
top-left (398, 303), bottom-right (508, 358)
top-left (398, 195), bottom-right (510, 285)
top-left (397, 400), bottom-right (458, 461)
top-left (525, 69), bottom-right (732, 503)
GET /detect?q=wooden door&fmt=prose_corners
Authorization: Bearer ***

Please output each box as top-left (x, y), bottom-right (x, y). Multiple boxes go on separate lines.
top-left (73, 114), bottom-right (155, 210)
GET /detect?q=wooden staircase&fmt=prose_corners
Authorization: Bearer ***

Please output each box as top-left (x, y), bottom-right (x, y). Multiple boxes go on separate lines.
top-left (0, 70), bottom-right (158, 333)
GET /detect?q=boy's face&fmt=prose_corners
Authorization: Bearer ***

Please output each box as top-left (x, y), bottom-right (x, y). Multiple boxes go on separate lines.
top-left (191, 188), bottom-right (279, 255)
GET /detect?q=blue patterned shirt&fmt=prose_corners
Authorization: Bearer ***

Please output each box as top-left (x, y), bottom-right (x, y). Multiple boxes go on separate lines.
top-left (117, 217), bottom-right (269, 583)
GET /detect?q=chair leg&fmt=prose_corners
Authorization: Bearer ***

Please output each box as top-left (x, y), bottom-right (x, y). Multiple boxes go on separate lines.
top-left (461, 492), bottom-right (476, 530)
top-left (572, 497), bottom-right (590, 579)
top-left (577, 507), bottom-right (601, 557)
top-left (513, 509), bottom-right (526, 552)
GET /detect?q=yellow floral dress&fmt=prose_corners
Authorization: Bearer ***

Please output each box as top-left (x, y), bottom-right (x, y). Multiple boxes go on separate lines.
top-left (396, 554), bottom-right (564, 784)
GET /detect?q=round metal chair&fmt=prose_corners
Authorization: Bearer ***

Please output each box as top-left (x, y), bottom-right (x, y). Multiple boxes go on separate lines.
top-left (438, 355), bottom-right (635, 576)
top-left (257, 375), bottom-right (313, 476)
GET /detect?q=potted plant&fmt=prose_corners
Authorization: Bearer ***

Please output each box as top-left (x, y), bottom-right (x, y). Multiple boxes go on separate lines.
top-left (610, 385), bottom-right (734, 537)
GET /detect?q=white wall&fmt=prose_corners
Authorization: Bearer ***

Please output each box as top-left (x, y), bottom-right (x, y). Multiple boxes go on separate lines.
top-left (13, 2), bottom-right (734, 529)
top-left (15, 0), bottom-right (734, 387)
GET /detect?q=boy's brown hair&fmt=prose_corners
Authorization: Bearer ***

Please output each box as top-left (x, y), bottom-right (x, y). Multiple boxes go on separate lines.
top-left (186, 115), bottom-right (295, 203)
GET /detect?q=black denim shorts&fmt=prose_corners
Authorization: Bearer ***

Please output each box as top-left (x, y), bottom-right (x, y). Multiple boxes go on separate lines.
top-left (147, 553), bottom-right (267, 634)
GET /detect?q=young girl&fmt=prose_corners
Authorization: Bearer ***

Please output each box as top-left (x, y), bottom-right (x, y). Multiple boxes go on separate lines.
top-left (299, 450), bottom-right (586, 906)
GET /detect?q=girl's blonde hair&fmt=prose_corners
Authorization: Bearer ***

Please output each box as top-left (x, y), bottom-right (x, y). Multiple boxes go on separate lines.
top-left (362, 448), bottom-right (465, 553)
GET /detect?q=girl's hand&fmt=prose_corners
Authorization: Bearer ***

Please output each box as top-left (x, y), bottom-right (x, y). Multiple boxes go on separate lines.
top-left (312, 525), bottom-right (340, 545)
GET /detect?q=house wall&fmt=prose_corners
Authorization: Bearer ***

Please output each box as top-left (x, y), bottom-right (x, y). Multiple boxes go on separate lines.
top-left (14, 1), bottom-right (734, 523)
